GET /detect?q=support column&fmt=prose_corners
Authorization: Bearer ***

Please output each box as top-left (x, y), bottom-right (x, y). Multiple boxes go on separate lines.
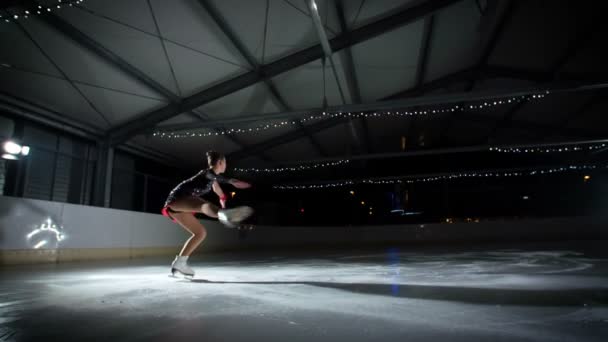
top-left (93, 141), bottom-right (114, 207)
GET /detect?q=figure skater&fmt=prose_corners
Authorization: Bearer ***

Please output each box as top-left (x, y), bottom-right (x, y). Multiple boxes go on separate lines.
top-left (161, 151), bottom-right (252, 277)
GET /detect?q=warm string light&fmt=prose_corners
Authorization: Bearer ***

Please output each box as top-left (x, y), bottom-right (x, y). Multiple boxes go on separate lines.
top-left (490, 143), bottom-right (607, 153)
top-left (1, 1), bottom-right (85, 24)
top-left (234, 159), bottom-right (350, 173)
top-left (273, 165), bottom-right (602, 190)
top-left (153, 92), bottom-right (550, 139)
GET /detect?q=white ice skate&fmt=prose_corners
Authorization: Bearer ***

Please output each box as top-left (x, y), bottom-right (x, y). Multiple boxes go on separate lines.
top-left (218, 206), bottom-right (254, 228)
top-left (170, 255), bottom-right (194, 278)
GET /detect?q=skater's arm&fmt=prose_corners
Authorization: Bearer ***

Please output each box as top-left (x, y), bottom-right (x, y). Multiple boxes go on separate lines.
top-left (212, 180), bottom-right (227, 208)
top-left (215, 173), bottom-right (251, 189)
top-left (228, 178), bottom-right (251, 189)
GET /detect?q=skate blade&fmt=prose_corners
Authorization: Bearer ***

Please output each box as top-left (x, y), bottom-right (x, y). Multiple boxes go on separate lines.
top-left (170, 268), bottom-right (194, 279)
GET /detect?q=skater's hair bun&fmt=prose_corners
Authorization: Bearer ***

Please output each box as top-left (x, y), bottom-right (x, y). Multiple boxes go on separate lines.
top-left (206, 151), bottom-right (224, 168)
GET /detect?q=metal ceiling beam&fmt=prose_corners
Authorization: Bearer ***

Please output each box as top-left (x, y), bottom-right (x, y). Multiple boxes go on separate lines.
top-left (407, 14), bottom-right (434, 149)
top-left (335, 0), bottom-right (372, 153)
top-left (224, 81), bottom-right (608, 162)
top-left (382, 67), bottom-right (479, 101)
top-left (227, 116), bottom-right (345, 160)
top-left (107, 0), bottom-right (462, 145)
top-left (0, 91), bottom-right (103, 140)
top-left (415, 16), bottom-right (434, 88)
top-left (191, 0), bottom-right (297, 160)
top-left (465, 0), bottom-right (515, 92)
top-left (0, 92), bottom-right (182, 165)
top-left (307, 0), bottom-right (347, 103)
top-left (307, 0), bottom-right (362, 155)
top-left (187, 109), bottom-right (274, 163)
top-left (440, 1), bottom-right (513, 145)
top-left (197, 0), bottom-right (326, 157)
top-left (155, 80), bottom-right (608, 132)
top-left (381, 65), bottom-right (600, 102)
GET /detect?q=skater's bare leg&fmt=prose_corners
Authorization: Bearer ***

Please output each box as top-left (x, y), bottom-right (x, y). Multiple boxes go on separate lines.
top-left (171, 212), bottom-right (207, 257)
top-left (168, 197), bottom-right (219, 256)
top-left (169, 196), bottom-right (220, 218)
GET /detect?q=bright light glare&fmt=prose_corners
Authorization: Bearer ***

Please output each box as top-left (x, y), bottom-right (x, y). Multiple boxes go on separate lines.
top-left (26, 218), bottom-right (67, 245)
top-left (3, 141), bottom-right (21, 154)
top-left (34, 240), bottom-right (48, 249)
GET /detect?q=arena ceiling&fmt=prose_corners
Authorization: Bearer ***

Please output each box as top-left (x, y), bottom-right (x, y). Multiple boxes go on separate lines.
top-left (0, 0), bottom-right (606, 167)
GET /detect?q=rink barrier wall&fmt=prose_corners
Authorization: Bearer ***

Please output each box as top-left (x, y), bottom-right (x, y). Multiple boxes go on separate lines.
top-left (1, 196), bottom-right (607, 265)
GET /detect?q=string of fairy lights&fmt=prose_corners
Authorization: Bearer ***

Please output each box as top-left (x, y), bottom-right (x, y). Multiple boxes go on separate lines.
top-left (153, 92), bottom-right (550, 139)
top-left (230, 141), bottom-right (607, 174)
top-left (273, 165), bottom-right (603, 190)
top-left (233, 159), bottom-right (349, 173)
top-left (0, 1), bottom-right (86, 23)
top-left (489, 143), bottom-right (607, 153)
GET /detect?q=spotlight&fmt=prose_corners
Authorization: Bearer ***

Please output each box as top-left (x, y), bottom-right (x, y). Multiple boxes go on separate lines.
top-left (2, 154), bottom-right (18, 160)
top-left (584, 175), bottom-right (591, 182)
top-left (350, 190), bottom-right (355, 195)
top-left (3, 141), bottom-right (21, 155)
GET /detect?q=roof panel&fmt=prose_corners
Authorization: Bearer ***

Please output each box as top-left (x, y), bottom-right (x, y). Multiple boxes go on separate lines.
top-left (0, 21), bottom-right (62, 77)
top-left (350, 20), bottom-right (423, 102)
top-left (207, 0), bottom-right (267, 64)
top-left (78, 0), bottom-right (159, 33)
top-left (272, 58), bottom-right (352, 109)
top-left (264, 0), bottom-right (323, 63)
top-left (164, 41), bottom-right (245, 97)
top-left (158, 113), bottom-right (200, 127)
top-left (15, 17), bottom-right (163, 100)
top-left (199, 83), bottom-right (282, 119)
top-left (424, 0), bottom-right (479, 83)
top-left (280, 0), bottom-right (341, 36)
top-left (0, 67), bottom-right (109, 129)
top-left (76, 84), bottom-right (168, 126)
top-left (150, 0), bottom-right (247, 68)
top-left (58, 6), bottom-right (179, 94)
top-left (345, 0), bottom-right (418, 30)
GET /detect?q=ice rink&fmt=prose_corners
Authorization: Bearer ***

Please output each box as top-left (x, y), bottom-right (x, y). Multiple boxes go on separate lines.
top-left (1, 242), bottom-right (607, 341)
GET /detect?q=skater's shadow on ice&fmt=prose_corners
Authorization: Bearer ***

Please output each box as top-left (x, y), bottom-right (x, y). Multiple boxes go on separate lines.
top-left (185, 279), bottom-right (608, 306)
